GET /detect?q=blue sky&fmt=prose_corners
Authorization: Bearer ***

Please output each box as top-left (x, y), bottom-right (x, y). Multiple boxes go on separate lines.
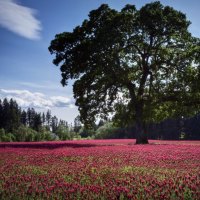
top-left (0, 0), bottom-right (200, 123)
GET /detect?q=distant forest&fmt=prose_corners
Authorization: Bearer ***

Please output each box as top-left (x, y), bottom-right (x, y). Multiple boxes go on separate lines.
top-left (0, 98), bottom-right (80, 142)
top-left (0, 98), bottom-right (199, 142)
top-left (115, 117), bottom-right (200, 140)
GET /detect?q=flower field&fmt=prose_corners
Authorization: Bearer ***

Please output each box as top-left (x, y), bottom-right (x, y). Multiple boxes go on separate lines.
top-left (0, 140), bottom-right (199, 200)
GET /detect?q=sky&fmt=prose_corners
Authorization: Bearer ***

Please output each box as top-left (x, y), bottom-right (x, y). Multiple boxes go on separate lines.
top-left (0, 0), bottom-right (200, 123)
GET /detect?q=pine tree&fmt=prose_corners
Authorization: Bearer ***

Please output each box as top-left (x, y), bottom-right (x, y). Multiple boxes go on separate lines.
top-left (9, 99), bottom-right (21, 132)
top-left (2, 98), bottom-right (10, 132)
top-left (42, 112), bottom-right (46, 125)
top-left (21, 110), bottom-right (27, 126)
top-left (46, 110), bottom-right (51, 127)
top-left (0, 99), bottom-right (3, 128)
top-left (27, 108), bottom-right (32, 127)
top-left (51, 116), bottom-right (58, 133)
top-left (33, 113), bottom-right (42, 131)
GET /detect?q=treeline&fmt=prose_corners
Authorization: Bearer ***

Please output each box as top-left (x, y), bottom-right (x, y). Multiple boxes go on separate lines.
top-left (0, 98), bottom-right (79, 142)
top-left (0, 98), bottom-right (199, 142)
top-left (94, 116), bottom-right (200, 140)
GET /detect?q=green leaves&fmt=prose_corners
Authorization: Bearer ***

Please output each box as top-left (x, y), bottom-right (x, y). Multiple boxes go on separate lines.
top-left (49, 2), bottom-right (200, 128)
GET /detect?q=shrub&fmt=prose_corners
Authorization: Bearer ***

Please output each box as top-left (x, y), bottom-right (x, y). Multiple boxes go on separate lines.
top-left (14, 125), bottom-right (37, 142)
top-left (95, 122), bottom-right (119, 139)
top-left (56, 125), bottom-right (72, 140)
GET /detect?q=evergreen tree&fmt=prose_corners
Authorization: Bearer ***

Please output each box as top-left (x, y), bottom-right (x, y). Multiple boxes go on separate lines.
top-left (21, 110), bottom-right (27, 126)
top-left (27, 108), bottom-right (32, 127)
top-left (26, 108), bottom-right (37, 129)
top-left (33, 113), bottom-right (42, 131)
top-left (46, 110), bottom-right (51, 127)
top-left (9, 99), bottom-right (21, 132)
top-left (0, 99), bottom-right (3, 128)
top-left (0, 98), bottom-right (73, 141)
top-left (2, 98), bottom-right (10, 132)
top-left (51, 116), bottom-right (58, 133)
top-left (42, 112), bottom-right (46, 125)
top-left (65, 121), bottom-right (69, 129)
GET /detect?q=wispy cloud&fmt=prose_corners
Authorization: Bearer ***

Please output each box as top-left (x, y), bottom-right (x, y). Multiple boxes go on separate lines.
top-left (0, 89), bottom-right (75, 109)
top-left (0, 0), bottom-right (41, 40)
top-left (19, 81), bottom-right (67, 91)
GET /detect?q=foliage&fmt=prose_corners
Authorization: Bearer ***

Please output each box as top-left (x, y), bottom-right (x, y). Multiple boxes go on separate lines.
top-left (56, 124), bottom-right (72, 140)
top-left (1, 97), bottom-right (200, 141)
top-left (95, 122), bottom-right (119, 139)
top-left (74, 115), bottom-right (82, 133)
top-left (0, 98), bottom-right (74, 142)
top-left (0, 98), bottom-right (21, 133)
top-left (49, 2), bottom-right (200, 143)
top-left (14, 125), bottom-right (37, 142)
top-left (0, 129), bottom-right (15, 142)
top-left (0, 128), bottom-right (6, 142)
top-left (79, 127), bottom-right (95, 138)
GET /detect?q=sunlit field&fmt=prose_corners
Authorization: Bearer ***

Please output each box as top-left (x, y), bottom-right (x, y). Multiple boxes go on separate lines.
top-left (0, 139), bottom-right (199, 200)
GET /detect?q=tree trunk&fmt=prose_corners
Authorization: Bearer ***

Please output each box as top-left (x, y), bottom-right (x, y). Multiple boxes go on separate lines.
top-left (135, 119), bottom-right (148, 144)
top-left (135, 103), bottom-right (149, 144)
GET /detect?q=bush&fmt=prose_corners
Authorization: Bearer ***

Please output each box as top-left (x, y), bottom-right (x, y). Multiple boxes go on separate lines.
top-left (95, 122), bottom-right (119, 139)
top-left (1, 132), bottom-right (15, 142)
top-left (25, 132), bottom-right (34, 142)
top-left (79, 127), bottom-right (95, 138)
top-left (49, 133), bottom-right (59, 141)
top-left (14, 125), bottom-right (37, 142)
top-left (0, 129), bottom-right (16, 142)
top-left (0, 128), bottom-right (6, 142)
top-left (56, 125), bottom-right (72, 140)
top-left (1, 135), bottom-right (11, 142)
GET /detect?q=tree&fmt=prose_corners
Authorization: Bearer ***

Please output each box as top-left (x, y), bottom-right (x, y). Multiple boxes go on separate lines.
top-left (79, 127), bottom-right (95, 138)
top-left (9, 99), bottom-right (21, 132)
top-left (74, 115), bottom-right (82, 133)
top-left (27, 108), bottom-right (32, 127)
top-left (2, 98), bottom-right (10, 132)
top-left (49, 2), bottom-right (200, 144)
top-left (56, 124), bottom-right (71, 140)
top-left (33, 113), bottom-right (42, 131)
top-left (14, 125), bottom-right (36, 142)
top-left (0, 98), bottom-right (21, 132)
top-left (97, 119), bottom-right (105, 128)
top-left (95, 122), bottom-right (119, 139)
top-left (0, 100), bottom-right (3, 129)
top-left (21, 110), bottom-right (27, 126)
top-left (42, 112), bottom-right (46, 126)
top-left (46, 110), bottom-right (51, 128)
top-left (0, 128), bottom-right (6, 142)
top-left (51, 116), bottom-right (58, 133)
top-left (27, 108), bottom-right (36, 129)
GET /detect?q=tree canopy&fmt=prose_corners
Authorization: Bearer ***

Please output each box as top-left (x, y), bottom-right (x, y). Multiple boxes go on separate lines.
top-left (0, 98), bottom-right (71, 142)
top-left (49, 1), bottom-right (200, 144)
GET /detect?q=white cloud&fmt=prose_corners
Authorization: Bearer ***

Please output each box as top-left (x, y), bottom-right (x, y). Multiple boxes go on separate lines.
top-left (51, 96), bottom-right (73, 107)
top-left (0, 89), bottom-right (75, 109)
top-left (19, 81), bottom-right (68, 91)
top-left (0, 0), bottom-right (41, 40)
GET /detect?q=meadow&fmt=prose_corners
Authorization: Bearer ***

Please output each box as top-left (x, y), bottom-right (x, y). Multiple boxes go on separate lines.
top-left (0, 139), bottom-right (199, 200)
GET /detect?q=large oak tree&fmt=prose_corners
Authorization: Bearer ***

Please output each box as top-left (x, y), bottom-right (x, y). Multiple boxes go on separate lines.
top-left (49, 2), bottom-right (200, 144)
